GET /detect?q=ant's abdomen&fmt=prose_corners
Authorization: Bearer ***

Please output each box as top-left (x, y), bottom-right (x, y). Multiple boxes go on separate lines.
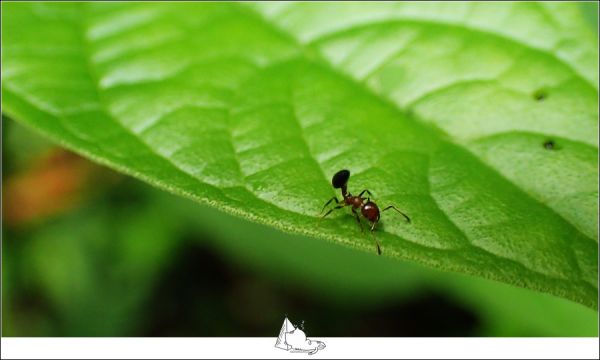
top-left (361, 201), bottom-right (380, 223)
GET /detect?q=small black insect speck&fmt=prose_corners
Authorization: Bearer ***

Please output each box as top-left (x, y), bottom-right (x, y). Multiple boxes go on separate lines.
top-left (544, 140), bottom-right (556, 150)
top-left (319, 169), bottom-right (410, 255)
top-left (533, 89), bottom-right (548, 101)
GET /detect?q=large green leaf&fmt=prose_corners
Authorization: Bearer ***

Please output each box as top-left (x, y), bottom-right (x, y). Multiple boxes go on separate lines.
top-left (2, 2), bottom-right (598, 308)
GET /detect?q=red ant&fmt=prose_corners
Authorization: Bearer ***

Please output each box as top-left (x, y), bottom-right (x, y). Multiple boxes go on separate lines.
top-left (319, 169), bottom-right (410, 255)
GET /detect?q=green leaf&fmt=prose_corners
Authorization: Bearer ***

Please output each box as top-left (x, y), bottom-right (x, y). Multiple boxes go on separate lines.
top-left (2, 2), bottom-right (598, 308)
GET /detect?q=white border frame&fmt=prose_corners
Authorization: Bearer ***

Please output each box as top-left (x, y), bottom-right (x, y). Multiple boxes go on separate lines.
top-left (2, 338), bottom-right (600, 359)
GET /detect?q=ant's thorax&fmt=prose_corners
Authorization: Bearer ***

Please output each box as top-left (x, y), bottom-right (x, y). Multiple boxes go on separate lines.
top-left (342, 193), bottom-right (366, 209)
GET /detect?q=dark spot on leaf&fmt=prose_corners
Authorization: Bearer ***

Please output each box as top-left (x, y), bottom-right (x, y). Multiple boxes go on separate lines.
top-left (543, 140), bottom-right (558, 150)
top-left (533, 89), bottom-right (548, 101)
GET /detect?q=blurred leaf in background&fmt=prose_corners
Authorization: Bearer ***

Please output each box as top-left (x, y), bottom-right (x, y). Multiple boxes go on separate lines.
top-left (2, 119), bottom-right (597, 337)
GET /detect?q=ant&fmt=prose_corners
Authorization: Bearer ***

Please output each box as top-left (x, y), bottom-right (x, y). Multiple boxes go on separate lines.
top-left (319, 169), bottom-right (410, 255)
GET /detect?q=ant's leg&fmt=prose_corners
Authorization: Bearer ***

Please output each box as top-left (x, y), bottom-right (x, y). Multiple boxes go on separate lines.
top-left (318, 203), bottom-right (346, 226)
top-left (351, 208), bottom-right (364, 233)
top-left (320, 196), bottom-right (340, 214)
top-left (358, 189), bottom-right (374, 199)
top-left (369, 221), bottom-right (381, 255)
top-left (382, 205), bottom-right (411, 223)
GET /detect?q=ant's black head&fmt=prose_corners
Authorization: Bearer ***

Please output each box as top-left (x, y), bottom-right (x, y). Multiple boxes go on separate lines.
top-left (332, 169), bottom-right (350, 189)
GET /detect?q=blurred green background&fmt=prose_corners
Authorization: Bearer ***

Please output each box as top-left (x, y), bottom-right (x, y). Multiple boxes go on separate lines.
top-left (1, 117), bottom-right (598, 337)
